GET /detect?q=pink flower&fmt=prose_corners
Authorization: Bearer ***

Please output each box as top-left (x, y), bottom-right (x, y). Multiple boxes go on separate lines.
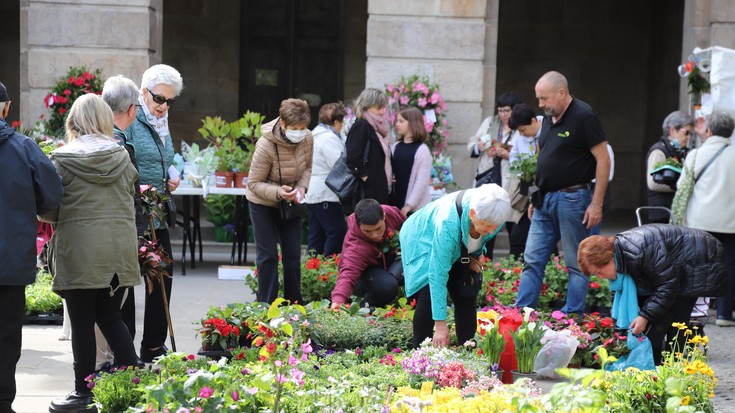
top-left (429, 92), bottom-right (440, 105)
top-left (246, 387), bottom-right (258, 395)
top-left (418, 97), bottom-right (427, 108)
top-left (302, 339), bottom-right (313, 354)
top-left (198, 386), bottom-right (213, 398)
top-left (387, 83), bottom-right (395, 92)
top-left (551, 310), bottom-right (566, 320)
top-left (275, 374), bottom-right (288, 383)
top-left (399, 96), bottom-right (409, 106)
top-left (288, 354), bottom-right (298, 366)
top-left (388, 97), bottom-right (396, 106)
top-left (231, 390), bottom-right (239, 401)
top-left (140, 184), bottom-right (151, 192)
top-left (275, 360), bottom-right (283, 367)
top-left (290, 368), bottom-right (305, 386)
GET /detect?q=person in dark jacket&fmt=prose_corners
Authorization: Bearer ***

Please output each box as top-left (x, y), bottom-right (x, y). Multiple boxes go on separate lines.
top-left (344, 88), bottom-right (390, 211)
top-left (99, 74), bottom-right (145, 368)
top-left (645, 111), bottom-right (692, 223)
top-left (0, 81), bottom-right (63, 413)
top-left (330, 199), bottom-right (405, 308)
top-left (578, 224), bottom-right (726, 364)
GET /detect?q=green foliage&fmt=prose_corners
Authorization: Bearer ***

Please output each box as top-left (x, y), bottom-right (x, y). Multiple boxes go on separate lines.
top-left (198, 111), bottom-right (264, 173)
top-left (508, 153), bottom-right (537, 184)
top-left (203, 194), bottom-right (236, 226)
top-left (90, 366), bottom-right (157, 412)
top-left (25, 269), bottom-right (62, 314)
top-left (308, 302), bottom-right (413, 350)
top-left (687, 66), bottom-right (711, 97)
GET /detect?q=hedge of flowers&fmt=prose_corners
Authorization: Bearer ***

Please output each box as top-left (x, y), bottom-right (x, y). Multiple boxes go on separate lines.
top-left (91, 299), bottom-right (716, 412)
top-left (43, 66), bottom-right (104, 137)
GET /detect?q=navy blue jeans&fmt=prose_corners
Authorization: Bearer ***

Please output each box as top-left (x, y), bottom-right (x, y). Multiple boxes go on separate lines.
top-left (250, 201), bottom-right (303, 304)
top-left (306, 202), bottom-right (346, 257)
top-left (516, 189), bottom-right (592, 314)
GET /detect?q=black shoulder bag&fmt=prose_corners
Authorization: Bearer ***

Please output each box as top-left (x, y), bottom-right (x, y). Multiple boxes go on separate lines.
top-left (274, 143), bottom-right (307, 221)
top-left (447, 190), bottom-right (486, 298)
top-left (325, 137), bottom-right (371, 201)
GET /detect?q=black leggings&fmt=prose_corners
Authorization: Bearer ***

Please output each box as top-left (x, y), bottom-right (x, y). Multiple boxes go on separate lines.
top-left (411, 265), bottom-right (478, 348)
top-left (65, 279), bottom-right (137, 393)
top-left (639, 295), bottom-right (697, 365)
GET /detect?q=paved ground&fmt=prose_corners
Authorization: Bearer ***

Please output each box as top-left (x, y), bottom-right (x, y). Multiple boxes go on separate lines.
top-left (12, 217), bottom-right (735, 412)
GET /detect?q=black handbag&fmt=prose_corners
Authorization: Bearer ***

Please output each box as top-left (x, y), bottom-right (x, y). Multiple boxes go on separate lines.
top-left (164, 196), bottom-right (177, 229)
top-left (447, 190), bottom-right (484, 298)
top-left (325, 138), bottom-right (370, 201)
top-left (274, 143), bottom-right (306, 221)
top-left (474, 160), bottom-right (501, 188)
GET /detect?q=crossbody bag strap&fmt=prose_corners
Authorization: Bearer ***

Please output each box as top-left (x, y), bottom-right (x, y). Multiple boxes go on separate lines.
top-left (273, 140), bottom-right (283, 186)
top-left (454, 190), bottom-right (468, 257)
top-left (694, 144), bottom-right (728, 184)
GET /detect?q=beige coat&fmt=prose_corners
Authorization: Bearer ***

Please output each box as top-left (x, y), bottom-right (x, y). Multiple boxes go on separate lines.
top-left (245, 118), bottom-right (313, 207)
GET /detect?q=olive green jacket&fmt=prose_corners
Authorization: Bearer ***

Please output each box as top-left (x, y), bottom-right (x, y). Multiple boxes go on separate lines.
top-left (44, 142), bottom-right (141, 293)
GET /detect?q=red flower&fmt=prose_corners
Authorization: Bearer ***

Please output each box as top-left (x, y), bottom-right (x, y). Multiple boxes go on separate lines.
top-left (11, 120), bottom-right (21, 129)
top-left (589, 281), bottom-right (601, 289)
top-left (305, 258), bottom-right (321, 270)
top-left (601, 318), bottom-right (615, 329)
top-left (58, 108), bottom-right (67, 115)
top-left (512, 266), bottom-right (522, 274)
top-left (74, 77), bottom-right (85, 87)
top-left (68, 76), bottom-right (75, 84)
top-left (63, 89), bottom-right (71, 96)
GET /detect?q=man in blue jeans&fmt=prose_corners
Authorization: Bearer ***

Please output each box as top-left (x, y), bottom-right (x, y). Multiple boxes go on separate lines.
top-left (515, 71), bottom-right (611, 315)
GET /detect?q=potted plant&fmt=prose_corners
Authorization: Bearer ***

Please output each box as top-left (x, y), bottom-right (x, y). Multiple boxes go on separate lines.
top-left (508, 153), bottom-right (537, 195)
top-left (203, 194), bottom-right (236, 242)
top-left (509, 307), bottom-right (545, 380)
top-left (650, 156), bottom-right (683, 187)
top-left (25, 269), bottom-right (63, 323)
top-left (198, 116), bottom-right (237, 187)
top-left (475, 309), bottom-right (506, 378)
top-left (180, 141), bottom-right (217, 187)
top-left (229, 111), bottom-right (264, 188)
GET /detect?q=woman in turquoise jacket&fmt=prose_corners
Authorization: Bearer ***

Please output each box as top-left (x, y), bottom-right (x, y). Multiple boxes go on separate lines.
top-left (401, 184), bottom-right (511, 348)
top-left (125, 64), bottom-right (183, 363)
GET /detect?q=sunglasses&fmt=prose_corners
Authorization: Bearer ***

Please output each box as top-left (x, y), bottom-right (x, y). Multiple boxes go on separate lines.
top-left (148, 90), bottom-right (176, 106)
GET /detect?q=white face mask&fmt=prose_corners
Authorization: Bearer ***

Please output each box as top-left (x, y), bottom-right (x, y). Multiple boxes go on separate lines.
top-left (285, 129), bottom-right (308, 143)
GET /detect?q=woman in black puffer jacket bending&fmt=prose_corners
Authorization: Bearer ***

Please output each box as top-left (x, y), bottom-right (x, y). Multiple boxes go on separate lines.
top-left (578, 224), bottom-right (725, 364)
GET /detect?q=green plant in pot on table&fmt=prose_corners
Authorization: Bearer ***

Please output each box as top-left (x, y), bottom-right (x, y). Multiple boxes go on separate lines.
top-left (203, 194), bottom-right (236, 242)
top-left (198, 116), bottom-right (238, 187)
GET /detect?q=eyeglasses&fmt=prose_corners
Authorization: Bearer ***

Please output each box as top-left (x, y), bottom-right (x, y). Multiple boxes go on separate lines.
top-left (680, 129), bottom-right (691, 136)
top-left (148, 90), bottom-right (176, 106)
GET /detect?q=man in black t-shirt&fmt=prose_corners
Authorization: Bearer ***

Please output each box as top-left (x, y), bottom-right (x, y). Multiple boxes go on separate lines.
top-left (515, 71), bottom-right (611, 316)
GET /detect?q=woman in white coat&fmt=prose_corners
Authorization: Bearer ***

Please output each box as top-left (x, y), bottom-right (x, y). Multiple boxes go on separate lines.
top-left (304, 103), bottom-right (348, 256)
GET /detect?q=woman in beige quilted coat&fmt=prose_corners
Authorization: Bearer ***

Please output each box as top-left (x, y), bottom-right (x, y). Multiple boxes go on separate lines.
top-left (245, 98), bottom-right (313, 304)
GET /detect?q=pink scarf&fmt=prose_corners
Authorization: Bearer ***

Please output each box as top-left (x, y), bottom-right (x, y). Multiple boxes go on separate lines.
top-left (363, 111), bottom-right (392, 191)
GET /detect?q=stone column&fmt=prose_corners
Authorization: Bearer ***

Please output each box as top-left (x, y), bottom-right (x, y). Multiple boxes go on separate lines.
top-left (365, 0), bottom-right (497, 187)
top-left (19, 0), bottom-right (163, 125)
top-left (680, 0), bottom-right (735, 109)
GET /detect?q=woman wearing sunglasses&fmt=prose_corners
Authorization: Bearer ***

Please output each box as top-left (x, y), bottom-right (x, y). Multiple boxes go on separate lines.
top-left (125, 64), bottom-right (183, 363)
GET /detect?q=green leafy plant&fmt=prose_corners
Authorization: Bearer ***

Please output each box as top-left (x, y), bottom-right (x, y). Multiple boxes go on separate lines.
top-left (198, 116), bottom-right (239, 172)
top-left (687, 66), bottom-right (711, 98)
top-left (475, 309), bottom-right (506, 366)
top-left (508, 153), bottom-right (537, 184)
top-left (90, 366), bottom-right (157, 412)
top-left (509, 308), bottom-right (545, 373)
top-left (203, 194), bottom-right (236, 227)
top-left (25, 269), bottom-right (63, 314)
top-left (653, 156), bottom-right (683, 170)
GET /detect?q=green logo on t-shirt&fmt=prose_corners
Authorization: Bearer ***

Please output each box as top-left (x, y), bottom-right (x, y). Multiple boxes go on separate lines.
top-left (557, 131), bottom-right (570, 138)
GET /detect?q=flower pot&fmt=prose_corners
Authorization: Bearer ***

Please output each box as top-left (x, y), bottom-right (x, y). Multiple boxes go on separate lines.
top-left (566, 362), bottom-right (582, 369)
top-left (511, 370), bottom-right (537, 382)
top-left (490, 368), bottom-right (504, 381)
top-left (234, 172), bottom-right (249, 188)
top-left (214, 226), bottom-right (234, 243)
top-left (519, 181), bottom-right (531, 196)
top-left (214, 171), bottom-right (235, 188)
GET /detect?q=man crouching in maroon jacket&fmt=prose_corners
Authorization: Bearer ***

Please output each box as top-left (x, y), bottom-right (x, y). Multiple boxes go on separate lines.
top-left (330, 199), bottom-right (406, 308)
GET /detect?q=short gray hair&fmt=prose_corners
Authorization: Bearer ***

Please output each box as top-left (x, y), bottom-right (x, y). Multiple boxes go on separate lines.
top-left (141, 64), bottom-right (183, 96)
top-left (661, 110), bottom-right (693, 135)
top-left (102, 75), bottom-right (139, 114)
top-left (470, 184), bottom-right (512, 224)
top-left (707, 111), bottom-right (735, 138)
top-left (354, 88), bottom-right (387, 118)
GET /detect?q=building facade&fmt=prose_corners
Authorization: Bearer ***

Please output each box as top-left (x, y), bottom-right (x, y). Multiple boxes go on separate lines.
top-left (3, 0), bottom-right (733, 209)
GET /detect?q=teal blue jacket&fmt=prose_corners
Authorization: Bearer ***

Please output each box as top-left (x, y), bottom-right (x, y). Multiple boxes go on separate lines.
top-left (400, 190), bottom-right (501, 321)
top-left (125, 109), bottom-right (175, 229)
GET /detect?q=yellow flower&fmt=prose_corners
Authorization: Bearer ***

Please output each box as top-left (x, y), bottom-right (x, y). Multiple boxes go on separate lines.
top-left (684, 329), bottom-right (693, 336)
top-left (420, 381), bottom-right (434, 398)
top-left (688, 335), bottom-right (709, 346)
top-left (671, 322), bottom-right (688, 330)
top-left (681, 395), bottom-right (690, 405)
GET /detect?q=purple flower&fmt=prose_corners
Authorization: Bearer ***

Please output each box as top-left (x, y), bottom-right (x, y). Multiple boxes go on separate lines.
top-left (86, 381), bottom-right (95, 389)
top-left (231, 390), bottom-right (239, 401)
top-left (132, 377), bottom-right (141, 384)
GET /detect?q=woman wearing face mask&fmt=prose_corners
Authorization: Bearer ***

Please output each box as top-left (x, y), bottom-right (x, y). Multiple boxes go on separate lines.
top-left (344, 88), bottom-right (390, 211)
top-left (645, 110), bottom-right (692, 223)
top-left (245, 98), bottom-right (313, 304)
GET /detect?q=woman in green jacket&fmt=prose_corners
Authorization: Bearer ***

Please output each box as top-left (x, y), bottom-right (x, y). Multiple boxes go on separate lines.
top-left (44, 94), bottom-right (141, 412)
top-left (125, 64), bottom-right (183, 362)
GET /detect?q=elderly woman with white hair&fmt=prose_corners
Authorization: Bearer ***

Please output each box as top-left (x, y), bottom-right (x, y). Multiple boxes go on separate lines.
top-left (125, 64), bottom-right (183, 362)
top-left (400, 184), bottom-right (512, 347)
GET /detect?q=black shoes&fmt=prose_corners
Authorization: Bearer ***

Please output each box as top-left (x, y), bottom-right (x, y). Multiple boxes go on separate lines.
top-left (48, 391), bottom-right (96, 413)
top-left (140, 345), bottom-right (169, 363)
